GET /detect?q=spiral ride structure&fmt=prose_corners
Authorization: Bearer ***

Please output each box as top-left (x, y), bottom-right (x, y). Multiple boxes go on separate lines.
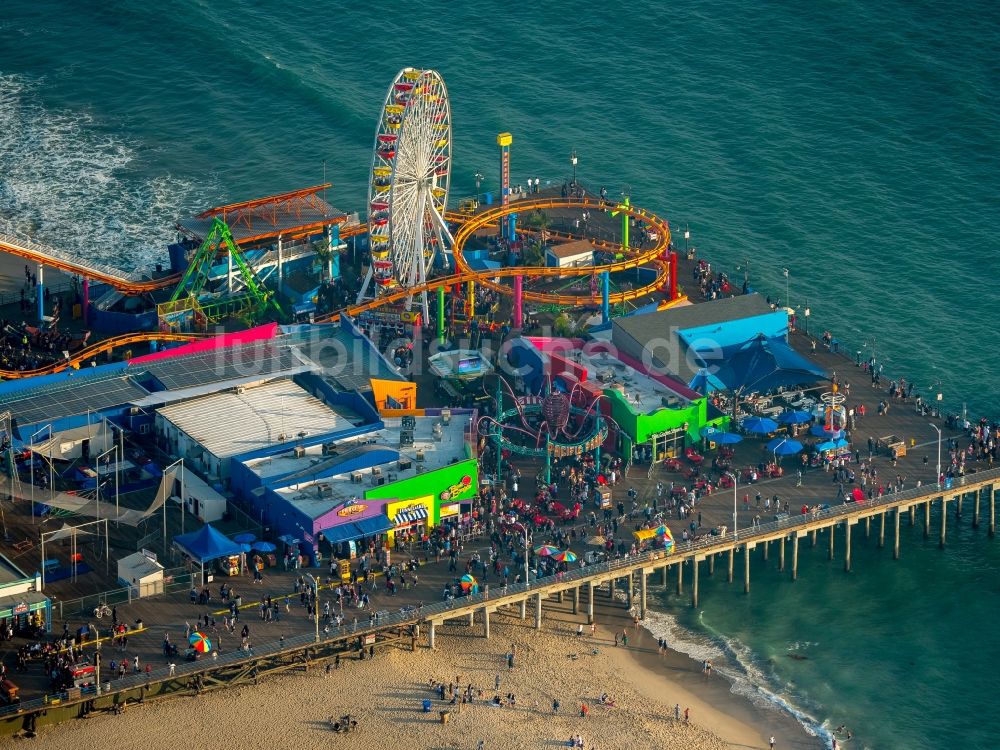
top-left (357, 68), bottom-right (454, 322)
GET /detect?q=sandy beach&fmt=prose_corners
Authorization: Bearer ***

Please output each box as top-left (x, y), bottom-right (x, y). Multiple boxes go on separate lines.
top-left (30, 599), bottom-right (821, 750)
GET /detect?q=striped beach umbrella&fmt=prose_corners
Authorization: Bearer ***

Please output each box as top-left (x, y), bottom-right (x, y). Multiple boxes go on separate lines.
top-left (553, 550), bottom-right (577, 563)
top-left (534, 544), bottom-right (560, 557)
top-left (459, 574), bottom-right (477, 590)
top-left (189, 632), bottom-right (212, 653)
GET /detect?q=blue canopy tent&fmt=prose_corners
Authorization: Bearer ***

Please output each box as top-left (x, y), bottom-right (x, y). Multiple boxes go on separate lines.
top-left (695, 334), bottom-right (828, 395)
top-left (174, 524), bottom-right (245, 584)
top-left (767, 437), bottom-right (804, 456)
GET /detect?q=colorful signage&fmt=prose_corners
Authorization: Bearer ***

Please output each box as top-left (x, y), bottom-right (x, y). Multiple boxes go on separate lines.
top-left (337, 501), bottom-right (369, 517)
top-left (439, 474), bottom-right (473, 502)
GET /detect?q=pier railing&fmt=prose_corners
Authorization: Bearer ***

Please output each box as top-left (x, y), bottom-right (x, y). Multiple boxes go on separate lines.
top-left (3, 470), bottom-right (996, 720)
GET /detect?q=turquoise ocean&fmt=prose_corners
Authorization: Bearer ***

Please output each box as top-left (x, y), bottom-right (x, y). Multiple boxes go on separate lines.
top-left (1, 2), bottom-right (998, 746)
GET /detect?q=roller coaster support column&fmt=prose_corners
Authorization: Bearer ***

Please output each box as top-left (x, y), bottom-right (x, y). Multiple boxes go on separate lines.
top-left (594, 413), bottom-right (603, 468)
top-left (545, 433), bottom-right (552, 485)
top-left (437, 286), bottom-right (445, 344)
top-left (36, 264), bottom-right (44, 321)
top-left (82, 277), bottom-right (90, 325)
top-left (497, 133), bottom-right (513, 242)
top-left (467, 280), bottom-right (475, 319)
top-left (669, 250), bottom-right (679, 300)
top-left (601, 270), bottom-right (610, 324)
top-left (513, 276), bottom-right (523, 329)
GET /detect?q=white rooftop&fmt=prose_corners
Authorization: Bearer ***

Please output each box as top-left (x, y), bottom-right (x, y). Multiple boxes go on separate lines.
top-left (245, 413), bottom-right (474, 514)
top-left (157, 379), bottom-right (358, 460)
top-left (571, 348), bottom-right (693, 411)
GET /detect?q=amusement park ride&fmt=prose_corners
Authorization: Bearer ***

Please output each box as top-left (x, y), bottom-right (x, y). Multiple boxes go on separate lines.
top-left (0, 66), bottom-right (685, 380)
top-left (356, 68), bottom-right (455, 323)
top-left (478, 376), bottom-right (615, 485)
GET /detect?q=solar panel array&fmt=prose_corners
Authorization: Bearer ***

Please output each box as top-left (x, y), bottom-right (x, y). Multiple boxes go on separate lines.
top-left (323, 328), bottom-right (403, 393)
top-left (3, 376), bottom-right (149, 426)
top-left (140, 344), bottom-right (302, 391)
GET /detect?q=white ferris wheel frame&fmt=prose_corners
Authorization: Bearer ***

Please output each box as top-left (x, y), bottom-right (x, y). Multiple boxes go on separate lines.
top-left (359, 67), bottom-right (454, 318)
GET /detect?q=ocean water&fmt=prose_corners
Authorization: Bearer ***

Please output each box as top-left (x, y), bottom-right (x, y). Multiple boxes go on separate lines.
top-left (1, 1), bottom-right (998, 746)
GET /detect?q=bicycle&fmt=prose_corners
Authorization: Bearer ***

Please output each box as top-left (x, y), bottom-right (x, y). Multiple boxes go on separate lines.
top-left (94, 603), bottom-right (112, 619)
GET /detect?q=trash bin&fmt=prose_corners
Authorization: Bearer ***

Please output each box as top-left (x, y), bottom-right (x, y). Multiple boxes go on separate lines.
top-left (422, 699), bottom-right (432, 713)
top-left (831, 339), bottom-right (839, 353)
top-left (483, 192), bottom-right (493, 205)
top-left (439, 710), bottom-right (450, 724)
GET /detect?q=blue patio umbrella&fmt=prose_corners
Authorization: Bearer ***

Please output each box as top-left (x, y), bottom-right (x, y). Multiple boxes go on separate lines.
top-left (776, 410), bottom-right (811, 425)
top-left (809, 424), bottom-right (842, 439)
top-left (767, 437), bottom-right (803, 456)
top-left (700, 427), bottom-right (743, 444)
top-left (742, 416), bottom-right (779, 434)
top-left (233, 532), bottom-right (257, 544)
top-left (252, 541), bottom-right (277, 553)
top-left (238, 543), bottom-right (252, 553)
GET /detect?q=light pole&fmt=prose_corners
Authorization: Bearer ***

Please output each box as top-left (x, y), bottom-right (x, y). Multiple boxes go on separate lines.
top-left (930, 424), bottom-right (942, 485)
top-left (28, 424), bottom-right (52, 522)
top-left (782, 268), bottom-right (789, 307)
top-left (571, 151), bottom-right (578, 185)
top-left (684, 226), bottom-right (690, 256)
top-left (803, 299), bottom-right (810, 336)
top-left (727, 471), bottom-right (738, 540)
top-left (304, 572), bottom-right (320, 643)
top-left (474, 172), bottom-right (483, 202)
top-left (96, 446), bottom-right (119, 532)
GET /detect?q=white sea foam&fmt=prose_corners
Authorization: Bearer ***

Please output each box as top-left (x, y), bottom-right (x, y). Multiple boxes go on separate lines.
top-left (0, 73), bottom-right (217, 272)
top-left (643, 607), bottom-right (839, 748)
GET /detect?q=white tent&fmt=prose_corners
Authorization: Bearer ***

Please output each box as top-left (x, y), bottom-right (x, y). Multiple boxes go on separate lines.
top-left (117, 550), bottom-right (164, 598)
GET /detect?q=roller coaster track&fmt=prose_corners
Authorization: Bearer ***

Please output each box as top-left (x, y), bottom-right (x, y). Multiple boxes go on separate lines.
top-left (325, 196), bottom-right (674, 318)
top-left (0, 332), bottom-right (204, 381)
top-left (0, 223), bottom-right (370, 294)
top-left (0, 198), bottom-right (673, 379)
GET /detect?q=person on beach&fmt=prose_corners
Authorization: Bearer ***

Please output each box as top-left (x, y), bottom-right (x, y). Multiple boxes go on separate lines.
top-left (577, 624), bottom-right (584, 637)
top-left (769, 736), bottom-right (775, 749)
top-left (621, 631), bottom-right (628, 647)
top-left (674, 703), bottom-right (681, 720)
top-left (614, 633), bottom-right (619, 647)
top-left (684, 707), bottom-right (689, 723)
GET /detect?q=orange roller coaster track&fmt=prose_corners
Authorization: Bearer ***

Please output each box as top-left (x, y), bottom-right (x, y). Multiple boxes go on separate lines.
top-left (0, 198), bottom-right (673, 379)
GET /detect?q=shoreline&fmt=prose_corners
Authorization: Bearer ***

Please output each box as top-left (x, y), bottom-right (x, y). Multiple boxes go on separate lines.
top-left (29, 594), bottom-right (822, 750)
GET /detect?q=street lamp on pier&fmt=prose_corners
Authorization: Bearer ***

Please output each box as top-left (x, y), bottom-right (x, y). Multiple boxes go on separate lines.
top-left (571, 151), bottom-right (578, 185)
top-left (929, 423), bottom-right (942, 486)
top-left (727, 471), bottom-right (739, 540)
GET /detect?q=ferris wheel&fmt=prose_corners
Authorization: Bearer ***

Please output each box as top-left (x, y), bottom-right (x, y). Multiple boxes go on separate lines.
top-left (358, 67), bottom-right (454, 319)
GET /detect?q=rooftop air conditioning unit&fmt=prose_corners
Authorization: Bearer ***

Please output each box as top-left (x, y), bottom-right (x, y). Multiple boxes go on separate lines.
top-left (371, 475), bottom-right (386, 486)
top-left (130, 407), bottom-right (141, 416)
top-left (293, 446), bottom-right (306, 458)
top-left (371, 466), bottom-right (382, 477)
top-left (351, 471), bottom-right (364, 484)
top-left (322, 442), bottom-right (338, 456)
top-left (415, 449), bottom-right (425, 462)
top-left (316, 483), bottom-right (332, 498)
top-left (397, 458), bottom-right (412, 471)
top-left (236, 386), bottom-right (246, 394)
top-left (441, 408), bottom-right (451, 425)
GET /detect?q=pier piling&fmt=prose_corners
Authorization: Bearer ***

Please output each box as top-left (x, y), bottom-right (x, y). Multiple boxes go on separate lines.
top-left (692, 558), bottom-right (699, 608)
top-left (828, 523), bottom-right (835, 560)
top-left (520, 600), bottom-right (526, 620)
top-left (535, 594), bottom-right (542, 630)
top-left (865, 516), bottom-right (871, 538)
top-left (957, 494), bottom-right (963, 518)
top-left (572, 586), bottom-right (579, 615)
top-left (727, 548), bottom-right (734, 583)
top-left (640, 570), bottom-right (648, 618)
top-left (990, 486), bottom-right (996, 537)
top-left (483, 608), bottom-right (490, 639)
top-left (910, 505), bottom-right (916, 527)
top-left (429, 621), bottom-right (436, 649)
top-left (924, 500), bottom-right (931, 538)
top-left (779, 536), bottom-right (786, 572)
top-left (791, 534), bottom-right (799, 581)
top-left (973, 490), bottom-right (981, 528)
top-left (708, 553), bottom-right (715, 576)
top-left (940, 496), bottom-right (948, 548)
top-left (587, 581), bottom-right (595, 624)
top-left (661, 565), bottom-right (668, 588)
top-left (762, 540), bottom-right (769, 562)
top-left (744, 545), bottom-right (751, 594)
top-left (845, 522), bottom-right (852, 572)
top-left (811, 529), bottom-right (817, 547)
top-left (894, 509), bottom-right (901, 560)
top-left (677, 562), bottom-right (684, 596)
top-left (879, 512), bottom-right (886, 548)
